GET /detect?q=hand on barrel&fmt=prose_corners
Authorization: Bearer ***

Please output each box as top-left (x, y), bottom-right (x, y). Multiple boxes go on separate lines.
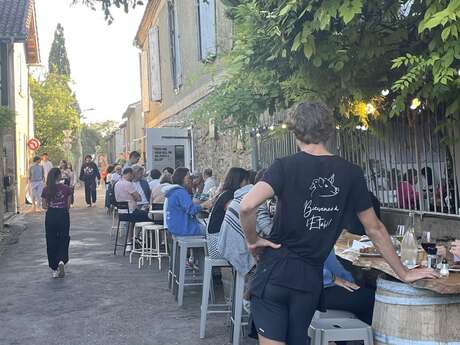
top-left (402, 267), bottom-right (440, 283)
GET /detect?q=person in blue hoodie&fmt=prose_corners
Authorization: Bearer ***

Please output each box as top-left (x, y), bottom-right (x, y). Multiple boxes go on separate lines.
top-left (323, 250), bottom-right (375, 325)
top-left (164, 167), bottom-right (212, 236)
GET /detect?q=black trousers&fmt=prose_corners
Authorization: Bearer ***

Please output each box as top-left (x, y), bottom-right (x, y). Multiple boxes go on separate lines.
top-left (45, 208), bottom-right (70, 271)
top-left (324, 285), bottom-right (375, 325)
top-left (84, 182), bottom-right (97, 205)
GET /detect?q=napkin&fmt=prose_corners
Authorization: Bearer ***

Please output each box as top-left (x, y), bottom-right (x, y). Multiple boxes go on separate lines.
top-left (343, 240), bottom-right (373, 254)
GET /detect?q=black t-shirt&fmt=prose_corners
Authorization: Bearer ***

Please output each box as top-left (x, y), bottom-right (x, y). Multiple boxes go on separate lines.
top-left (262, 152), bottom-right (372, 266)
top-left (207, 190), bottom-right (234, 234)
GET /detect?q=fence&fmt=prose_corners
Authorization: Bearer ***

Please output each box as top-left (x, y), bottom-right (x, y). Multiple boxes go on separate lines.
top-left (256, 112), bottom-right (460, 217)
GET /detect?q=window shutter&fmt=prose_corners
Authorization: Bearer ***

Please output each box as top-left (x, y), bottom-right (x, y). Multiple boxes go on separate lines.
top-left (168, 0), bottom-right (182, 90)
top-left (148, 26), bottom-right (162, 101)
top-left (198, 0), bottom-right (216, 61)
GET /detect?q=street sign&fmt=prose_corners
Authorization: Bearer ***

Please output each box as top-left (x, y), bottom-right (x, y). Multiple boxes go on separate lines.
top-left (27, 138), bottom-right (40, 151)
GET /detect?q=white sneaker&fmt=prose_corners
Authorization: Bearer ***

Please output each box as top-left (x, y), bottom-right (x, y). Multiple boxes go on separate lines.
top-left (52, 271), bottom-right (59, 278)
top-left (58, 261), bottom-right (65, 278)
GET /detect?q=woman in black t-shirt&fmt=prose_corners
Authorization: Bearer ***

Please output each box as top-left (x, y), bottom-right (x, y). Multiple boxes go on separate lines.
top-left (240, 101), bottom-right (438, 345)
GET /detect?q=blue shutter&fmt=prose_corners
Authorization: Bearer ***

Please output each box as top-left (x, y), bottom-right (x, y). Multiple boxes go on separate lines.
top-left (148, 26), bottom-right (161, 101)
top-left (198, 0), bottom-right (216, 61)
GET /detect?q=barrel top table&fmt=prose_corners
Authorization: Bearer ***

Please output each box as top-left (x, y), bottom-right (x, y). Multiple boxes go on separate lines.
top-left (335, 231), bottom-right (460, 295)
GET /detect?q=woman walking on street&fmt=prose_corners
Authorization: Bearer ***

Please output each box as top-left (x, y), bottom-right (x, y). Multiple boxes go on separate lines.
top-left (42, 168), bottom-right (72, 278)
top-left (79, 155), bottom-right (101, 207)
top-left (29, 156), bottom-right (45, 213)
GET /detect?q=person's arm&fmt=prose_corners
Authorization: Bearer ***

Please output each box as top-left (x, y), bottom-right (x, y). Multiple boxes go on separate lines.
top-left (131, 191), bottom-right (141, 202)
top-left (178, 189), bottom-right (202, 215)
top-left (358, 208), bottom-right (438, 283)
top-left (240, 182), bottom-right (281, 255)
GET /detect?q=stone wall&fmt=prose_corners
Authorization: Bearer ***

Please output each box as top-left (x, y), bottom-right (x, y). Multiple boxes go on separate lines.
top-left (159, 97), bottom-right (252, 183)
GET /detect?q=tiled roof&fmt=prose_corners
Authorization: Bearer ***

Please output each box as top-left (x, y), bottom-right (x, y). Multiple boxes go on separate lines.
top-left (0, 0), bottom-right (33, 41)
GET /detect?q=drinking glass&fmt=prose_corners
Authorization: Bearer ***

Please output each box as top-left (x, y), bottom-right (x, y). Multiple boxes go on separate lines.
top-left (421, 231), bottom-right (436, 254)
top-left (395, 225), bottom-right (405, 243)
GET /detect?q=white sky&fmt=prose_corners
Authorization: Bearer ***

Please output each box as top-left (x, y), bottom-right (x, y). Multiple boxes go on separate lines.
top-left (35, 0), bottom-right (145, 123)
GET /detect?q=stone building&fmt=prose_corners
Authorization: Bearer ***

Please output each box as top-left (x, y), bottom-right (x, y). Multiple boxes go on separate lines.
top-left (0, 0), bottom-right (40, 214)
top-left (123, 101), bottom-right (145, 161)
top-left (134, 0), bottom-right (251, 181)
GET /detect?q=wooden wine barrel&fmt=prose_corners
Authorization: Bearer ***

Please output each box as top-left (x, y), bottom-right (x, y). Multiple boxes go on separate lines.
top-left (373, 276), bottom-right (460, 344)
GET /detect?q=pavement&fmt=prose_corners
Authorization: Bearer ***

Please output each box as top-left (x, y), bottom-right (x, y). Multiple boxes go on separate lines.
top-left (0, 188), bottom-right (244, 345)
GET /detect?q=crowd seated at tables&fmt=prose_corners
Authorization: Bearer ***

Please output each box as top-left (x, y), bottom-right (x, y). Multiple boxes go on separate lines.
top-left (104, 155), bottom-right (382, 337)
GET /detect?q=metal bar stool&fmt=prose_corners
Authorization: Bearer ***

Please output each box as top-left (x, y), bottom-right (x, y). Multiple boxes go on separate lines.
top-left (129, 221), bottom-right (155, 266)
top-left (140, 224), bottom-right (169, 270)
top-left (308, 318), bottom-right (374, 345)
top-left (113, 202), bottom-right (132, 256)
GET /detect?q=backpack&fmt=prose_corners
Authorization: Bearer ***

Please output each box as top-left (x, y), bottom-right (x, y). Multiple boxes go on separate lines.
top-left (108, 181), bottom-right (118, 206)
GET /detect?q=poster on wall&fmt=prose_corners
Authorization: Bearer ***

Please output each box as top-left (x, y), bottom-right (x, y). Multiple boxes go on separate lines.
top-left (152, 145), bottom-right (185, 171)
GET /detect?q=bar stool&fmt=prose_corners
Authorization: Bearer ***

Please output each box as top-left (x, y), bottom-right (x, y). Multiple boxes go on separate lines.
top-left (113, 202), bottom-right (132, 256)
top-left (129, 221), bottom-right (154, 265)
top-left (308, 318), bottom-right (374, 345)
top-left (110, 206), bottom-right (118, 240)
top-left (230, 271), bottom-right (246, 345)
top-left (173, 236), bottom-right (206, 306)
top-left (140, 224), bottom-right (169, 270)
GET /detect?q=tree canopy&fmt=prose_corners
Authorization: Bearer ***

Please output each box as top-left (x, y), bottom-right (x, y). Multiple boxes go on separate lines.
top-left (196, 0), bottom-right (460, 129)
top-left (73, 0), bottom-right (143, 23)
top-left (30, 73), bottom-right (80, 163)
top-left (81, 120), bottom-right (119, 156)
top-left (49, 24), bottom-right (71, 76)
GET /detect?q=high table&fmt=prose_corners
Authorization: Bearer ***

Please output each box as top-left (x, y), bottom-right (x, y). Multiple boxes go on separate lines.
top-left (335, 231), bottom-right (460, 344)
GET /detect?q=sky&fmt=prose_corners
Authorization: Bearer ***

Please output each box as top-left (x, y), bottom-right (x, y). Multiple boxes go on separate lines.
top-left (34, 0), bottom-right (145, 123)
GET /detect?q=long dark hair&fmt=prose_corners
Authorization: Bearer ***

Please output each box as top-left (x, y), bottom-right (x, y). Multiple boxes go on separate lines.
top-left (172, 167), bottom-right (189, 186)
top-left (222, 167), bottom-right (249, 192)
top-left (46, 168), bottom-right (62, 201)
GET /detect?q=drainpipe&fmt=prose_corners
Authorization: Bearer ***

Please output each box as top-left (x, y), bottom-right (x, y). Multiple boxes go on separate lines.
top-left (250, 133), bottom-right (259, 170)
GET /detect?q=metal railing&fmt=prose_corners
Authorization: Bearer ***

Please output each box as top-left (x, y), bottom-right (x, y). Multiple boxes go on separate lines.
top-left (257, 112), bottom-right (460, 217)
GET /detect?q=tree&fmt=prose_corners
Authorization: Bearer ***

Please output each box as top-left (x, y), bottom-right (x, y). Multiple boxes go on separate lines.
top-left (30, 73), bottom-right (80, 164)
top-left (196, 0), bottom-right (460, 129)
top-left (73, 0), bottom-right (144, 23)
top-left (0, 106), bottom-right (15, 232)
top-left (81, 120), bottom-right (119, 156)
top-left (49, 24), bottom-right (71, 76)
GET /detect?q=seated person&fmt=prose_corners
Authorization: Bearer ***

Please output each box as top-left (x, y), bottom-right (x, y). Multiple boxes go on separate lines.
top-left (323, 250), bottom-right (375, 325)
top-left (164, 167), bottom-right (211, 236)
top-left (437, 239), bottom-right (460, 263)
top-left (114, 168), bottom-right (151, 251)
top-left (218, 174), bottom-right (273, 275)
top-left (397, 169), bottom-right (419, 209)
top-left (132, 165), bottom-right (151, 210)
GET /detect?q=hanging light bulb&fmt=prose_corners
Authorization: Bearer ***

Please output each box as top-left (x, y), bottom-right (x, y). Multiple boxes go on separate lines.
top-left (281, 123), bottom-right (287, 129)
top-left (366, 103), bottom-right (376, 115)
top-left (256, 132), bottom-right (261, 138)
top-left (410, 98), bottom-right (421, 110)
top-left (269, 125), bottom-right (275, 131)
top-left (381, 89), bottom-right (390, 96)
top-left (458, 68), bottom-right (460, 76)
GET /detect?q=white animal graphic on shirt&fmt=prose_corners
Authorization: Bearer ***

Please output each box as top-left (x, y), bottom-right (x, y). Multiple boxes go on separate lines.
top-left (309, 174), bottom-right (339, 198)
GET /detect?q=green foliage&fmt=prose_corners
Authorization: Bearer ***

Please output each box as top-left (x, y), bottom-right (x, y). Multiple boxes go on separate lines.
top-left (81, 121), bottom-right (119, 156)
top-left (196, 0), bottom-right (460, 129)
top-left (73, 0), bottom-right (143, 23)
top-left (30, 73), bottom-right (80, 163)
top-left (49, 24), bottom-right (71, 76)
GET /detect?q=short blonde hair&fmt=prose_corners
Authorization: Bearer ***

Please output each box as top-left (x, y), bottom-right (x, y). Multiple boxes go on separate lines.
top-left (286, 101), bottom-right (334, 145)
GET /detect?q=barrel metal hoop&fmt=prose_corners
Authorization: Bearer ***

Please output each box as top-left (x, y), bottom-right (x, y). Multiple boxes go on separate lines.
top-left (377, 278), bottom-right (433, 296)
top-left (375, 293), bottom-right (460, 306)
top-left (374, 330), bottom-right (460, 345)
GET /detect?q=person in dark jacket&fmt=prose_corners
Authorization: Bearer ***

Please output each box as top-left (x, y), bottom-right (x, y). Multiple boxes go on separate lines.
top-left (79, 155), bottom-right (100, 207)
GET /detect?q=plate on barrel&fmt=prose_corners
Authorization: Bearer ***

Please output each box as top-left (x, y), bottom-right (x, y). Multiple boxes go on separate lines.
top-left (449, 265), bottom-right (460, 272)
top-left (359, 247), bottom-right (381, 257)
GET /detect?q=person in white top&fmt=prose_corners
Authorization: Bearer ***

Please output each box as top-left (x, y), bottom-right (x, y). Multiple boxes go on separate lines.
top-left (132, 165), bottom-right (151, 209)
top-left (149, 169), bottom-right (161, 191)
top-left (123, 151), bottom-right (141, 170)
top-left (41, 153), bottom-right (53, 181)
top-left (202, 168), bottom-right (217, 195)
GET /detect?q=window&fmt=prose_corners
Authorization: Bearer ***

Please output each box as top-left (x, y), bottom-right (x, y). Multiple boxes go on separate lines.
top-left (148, 26), bottom-right (162, 101)
top-left (197, 0), bottom-right (216, 62)
top-left (168, 0), bottom-right (182, 90)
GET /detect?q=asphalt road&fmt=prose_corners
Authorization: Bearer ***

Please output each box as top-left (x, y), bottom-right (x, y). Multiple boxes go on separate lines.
top-left (0, 197), bottom-right (239, 345)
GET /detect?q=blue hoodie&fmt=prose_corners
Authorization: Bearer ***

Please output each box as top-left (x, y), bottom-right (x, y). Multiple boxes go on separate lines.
top-left (164, 184), bottom-right (203, 236)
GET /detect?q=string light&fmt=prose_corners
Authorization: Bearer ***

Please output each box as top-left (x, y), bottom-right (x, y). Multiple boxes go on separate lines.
top-left (269, 125), bottom-right (275, 131)
top-left (366, 103), bottom-right (376, 115)
top-left (281, 123), bottom-right (287, 129)
top-left (381, 89), bottom-right (390, 96)
top-left (256, 132), bottom-right (261, 138)
top-left (458, 69), bottom-right (460, 76)
top-left (410, 98), bottom-right (421, 110)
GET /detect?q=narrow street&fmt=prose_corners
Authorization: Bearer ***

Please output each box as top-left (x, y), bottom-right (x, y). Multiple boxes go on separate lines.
top-left (0, 190), bottom-right (231, 345)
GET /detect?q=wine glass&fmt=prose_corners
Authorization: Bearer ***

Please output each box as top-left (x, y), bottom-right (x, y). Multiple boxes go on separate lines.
top-left (395, 225), bottom-right (405, 243)
top-left (421, 231), bottom-right (436, 255)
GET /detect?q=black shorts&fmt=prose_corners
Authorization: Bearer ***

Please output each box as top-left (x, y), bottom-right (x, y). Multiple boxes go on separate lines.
top-left (251, 283), bottom-right (320, 345)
